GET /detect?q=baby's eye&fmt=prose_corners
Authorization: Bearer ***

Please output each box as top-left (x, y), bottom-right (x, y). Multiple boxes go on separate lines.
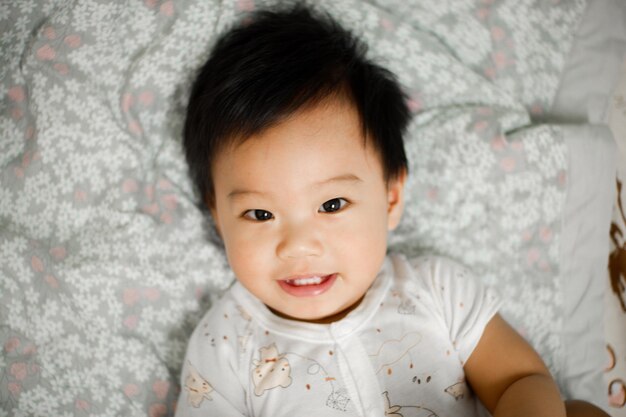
top-left (319, 198), bottom-right (348, 213)
top-left (243, 209), bottom-right (274, 221)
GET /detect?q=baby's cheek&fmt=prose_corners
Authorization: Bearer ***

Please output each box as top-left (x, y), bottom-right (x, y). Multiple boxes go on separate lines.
top-left (336, 220), bottom-right (386, 261)
top-left (225, 238), bottom-right (259, 276)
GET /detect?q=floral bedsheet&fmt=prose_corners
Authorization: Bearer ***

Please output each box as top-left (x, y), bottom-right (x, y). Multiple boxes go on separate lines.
top-left (1, 1), bottom-right (601, 415)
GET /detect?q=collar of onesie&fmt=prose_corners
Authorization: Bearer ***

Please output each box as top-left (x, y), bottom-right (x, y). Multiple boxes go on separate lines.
top-left (230, 255), bottom-right (394, 343)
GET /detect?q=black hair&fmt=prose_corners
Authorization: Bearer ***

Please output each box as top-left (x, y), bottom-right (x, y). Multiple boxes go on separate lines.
top-left (184, 3), bottom-right (411, 208)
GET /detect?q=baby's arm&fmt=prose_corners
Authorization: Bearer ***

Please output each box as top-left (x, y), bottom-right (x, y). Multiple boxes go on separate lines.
top-left (464, 314), bottom-right (608, 417)
top-left (464, 314), bottom-right (564, 416)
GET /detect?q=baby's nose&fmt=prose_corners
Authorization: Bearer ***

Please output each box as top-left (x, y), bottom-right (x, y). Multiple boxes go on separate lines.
top-left (276, 221), bottom-right (323, 260)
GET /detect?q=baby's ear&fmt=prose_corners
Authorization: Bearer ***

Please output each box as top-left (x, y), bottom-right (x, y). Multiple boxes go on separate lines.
top-left (387, 169), bottom-right (407, 231)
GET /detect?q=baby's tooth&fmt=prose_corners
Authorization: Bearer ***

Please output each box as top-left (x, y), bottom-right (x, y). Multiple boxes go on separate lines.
top-left (293, 276), bottom-right (322, 286)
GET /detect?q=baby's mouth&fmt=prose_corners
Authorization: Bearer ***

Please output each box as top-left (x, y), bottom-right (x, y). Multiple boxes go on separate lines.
top-left (285, 276), bottom-right (326, 286)
top-left (278, 273), bottom-right (337, 297)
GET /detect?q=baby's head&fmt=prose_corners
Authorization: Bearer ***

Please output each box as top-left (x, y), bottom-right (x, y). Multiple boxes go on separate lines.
top-left (184, 4), bottom-right (411, 323)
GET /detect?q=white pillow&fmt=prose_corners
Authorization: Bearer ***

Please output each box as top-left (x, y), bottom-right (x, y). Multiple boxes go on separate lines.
top-left (549, 0), bottom-right (626, 124)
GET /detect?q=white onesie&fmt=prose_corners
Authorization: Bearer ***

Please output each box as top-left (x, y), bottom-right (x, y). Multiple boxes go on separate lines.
top-left (176, 254), bottom-right (501, 417)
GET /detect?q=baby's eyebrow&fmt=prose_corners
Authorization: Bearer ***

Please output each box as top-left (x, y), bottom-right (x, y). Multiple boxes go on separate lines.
top-left (227, 174), bottom-right (363, 200)
top-left (227, 189), bottom-right (267, 200)
top-left (314, 173), bottom-right (363, 187)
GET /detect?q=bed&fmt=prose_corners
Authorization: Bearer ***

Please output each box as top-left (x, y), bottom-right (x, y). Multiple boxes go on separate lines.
top-left (1, 0), bottom-right (625, 415)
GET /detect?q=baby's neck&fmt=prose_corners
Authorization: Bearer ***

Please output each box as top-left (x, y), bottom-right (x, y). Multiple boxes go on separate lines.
top-left (267, 295), bottom-right (365, 324)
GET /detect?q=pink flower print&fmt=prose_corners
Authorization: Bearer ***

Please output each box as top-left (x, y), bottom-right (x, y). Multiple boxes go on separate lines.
top-left (142, 202), bottom-right (160, 215)
top-left (44, 274), bottom-right (59, 288)
top-left (406, 97), bottom-right (422, 113)
top-left (75, 399), bottom-right (90, 411)
top-left (476, 8), bottom-right (490, 20)
top-left (160, 212), bottom-right (173, 224)
top-left (477, 107), bottom-right (493, 116)
top-left (510, 140), bottom-right (524, 152)
top-left (473, 120), bottom-right (488, 132)
top-left (499, 157), bottom-right (516, 172)
top-left (64, 34), bottom-right (82, 48)
top-left (8, 86), bottom-right (25, 102)
top-left (492, 51), bottom-right (508, 69)
top-left (25, 126), bottom-right (35, 140)
top-left (23, 343), bottom-right (37, 355)
top-left (380, 17), bottom-right (394, 31)
top-left (157, 178), bottom-right (172, 190)
top-left (123, 315), bottom-right (139, 329)
top-left (74, 188), bottom-right (87, 203)
top-left (10, 362), bottom-right (28, 381)
top-left (159, 1), bottom-right (174, 16)
top-left (8, 382), bottom-right (21, 398)
top-left (11, 107), bottom-right (23, 120)
top-left (43, 26), bottom-right (56, 40)
top-left (237, 0), bottom-right (255, 12)
top-left (149, 403), bottom-right (167, 417)
top-left (152, 380), bottom-right (170, 400)
top-left (14, 167), bottom-right (25, 179)
top-left (4, 337), bottom-right (20, 353)
top-left (491, 26), bottom-right (505, 42)
top-left (122, 178), bottom-right (139, 193)
top-left (128, 120), bottom-right (143, 136)
top-left (124, 383), bottom-right (140, 397)
top-left (526, 247), bottom-right (540, 266)
top-left (21, 152), bottom-right (32, 169)
top-left (54, 63), bottom-right (70, 75)
top-left (539, 227), bottom-right (553, 242)
top-left (122, 93), bottom-right (134, 113)
top-left (36, 44), bottom-right (56, 61)
top-left (26, 362), bottom-right (39, 375)
top-left (530, 103), bottom-right (544, 116)
top-left (123, 288), bottom-right (141, 306)
top-left (139, 90), bottom-right (155, 106)
top-left (144, 185), bottom-right (155, 200)
top-left (31, 256), bottom-right (44, 273)
top-left (161, 194), bottom-right (178, 211)
top-left (49, 246), bottom-right (67, 261)
top-left (142, 287), bottom-right (161, 302)
top-left (144, 0), bottom-right (157, 8)
top-left (426, 187), bottom-right (438, 202)
top-left (491, 135), bottom-right (506, 152)
top-left (557, 170), bottom-right (567, 187)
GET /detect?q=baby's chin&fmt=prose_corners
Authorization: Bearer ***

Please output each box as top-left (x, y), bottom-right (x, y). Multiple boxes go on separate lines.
top-left (267, 296), bottom-right (365, 325)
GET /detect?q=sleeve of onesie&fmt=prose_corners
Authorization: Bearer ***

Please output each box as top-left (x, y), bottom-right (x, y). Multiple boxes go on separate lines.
top-left (175, 308), bottom-right (249, 417)
top-left (411, 256), bottom-right (503, 366)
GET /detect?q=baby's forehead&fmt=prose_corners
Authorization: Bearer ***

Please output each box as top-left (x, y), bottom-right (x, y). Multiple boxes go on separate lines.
top-left (223, 98), bottom-right (369, 152)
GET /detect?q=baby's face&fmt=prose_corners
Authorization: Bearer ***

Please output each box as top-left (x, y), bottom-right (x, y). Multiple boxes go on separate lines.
top-left (210, 99), bottom-right (405, 323)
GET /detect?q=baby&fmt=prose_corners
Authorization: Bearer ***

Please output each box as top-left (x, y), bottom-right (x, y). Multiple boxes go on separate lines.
top-left (176, 4), bottom-right (607, 417)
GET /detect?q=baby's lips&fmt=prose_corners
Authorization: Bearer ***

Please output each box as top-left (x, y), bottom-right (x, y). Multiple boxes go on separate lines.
top-left (278, 273), bottom-right (337, 297)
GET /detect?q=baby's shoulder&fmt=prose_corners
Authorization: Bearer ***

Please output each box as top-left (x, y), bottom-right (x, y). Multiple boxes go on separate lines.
top-left (189, 288), bottom-right (256, 349)
top-left (388, 253), bottom-right (499, 313)
top-left (388, 253), bottom-right (492, 309)
top-left (390, 253), bottom-right (474, 290)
